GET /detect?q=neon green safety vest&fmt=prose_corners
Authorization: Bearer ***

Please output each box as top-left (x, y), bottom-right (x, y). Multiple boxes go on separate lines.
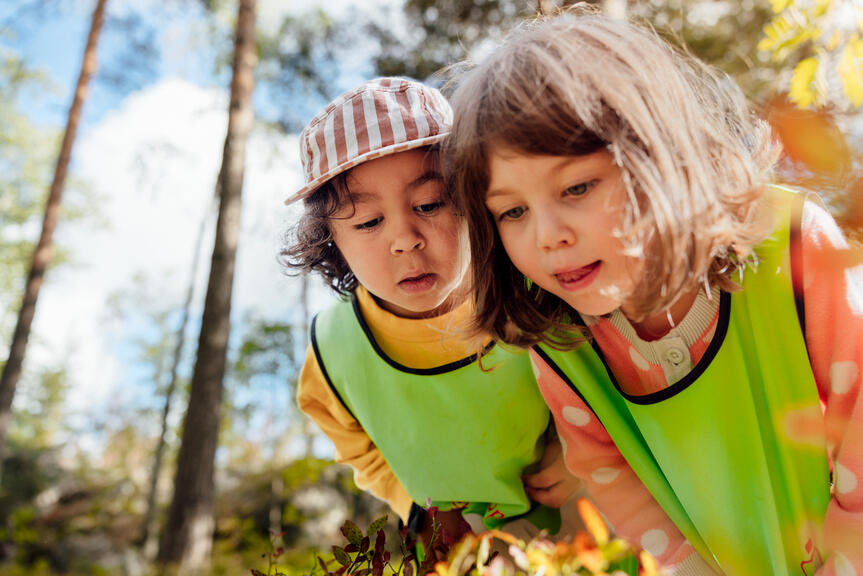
top-left (312, 294), bottom-right (558, 530)
top-left (535, 189), bottom-right (830, 575)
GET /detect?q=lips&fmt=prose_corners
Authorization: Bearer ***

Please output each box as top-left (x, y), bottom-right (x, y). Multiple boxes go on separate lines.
top-left (554, 261), bottom-right (601, 290)
top-left (399, 273), bottom-right (436, 293)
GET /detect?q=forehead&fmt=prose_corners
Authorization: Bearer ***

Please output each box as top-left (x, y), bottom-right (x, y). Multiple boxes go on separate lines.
top-left (344, 149), bottom-right (441, 201)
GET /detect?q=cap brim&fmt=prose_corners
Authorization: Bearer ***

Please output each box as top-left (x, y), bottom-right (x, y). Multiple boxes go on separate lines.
top-left (284, 132), bottom-right (449, 205)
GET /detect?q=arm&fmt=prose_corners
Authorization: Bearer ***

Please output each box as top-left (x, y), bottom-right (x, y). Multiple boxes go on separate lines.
top-left (529, 351), bottom-right (713, 573)
top-left (522, 421), bottom-right (585, 508)
top-left (297, 345), bottom-right (414, 521)
top-left (800, 200), bottom-right (863, 576)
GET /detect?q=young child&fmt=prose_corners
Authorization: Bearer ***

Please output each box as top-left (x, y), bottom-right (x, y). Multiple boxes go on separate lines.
top-left (283, 77), bottom-right (581, 545)
top-left (446, 9), bottom-right (862, 576)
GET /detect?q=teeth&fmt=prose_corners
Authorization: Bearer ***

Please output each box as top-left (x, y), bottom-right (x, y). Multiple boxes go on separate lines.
top-left (558, 264), bottom-right (595, 282)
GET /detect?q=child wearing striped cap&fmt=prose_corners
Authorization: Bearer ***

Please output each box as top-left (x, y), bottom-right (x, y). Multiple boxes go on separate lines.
top-left (283, 77), bottom-right (583, 550)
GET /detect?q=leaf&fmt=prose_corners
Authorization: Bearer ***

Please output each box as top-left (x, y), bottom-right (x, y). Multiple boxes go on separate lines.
top-left (477, 534), bottom-right (492, 566)
top-left (333, 546), bottom-right (352, 567)
top-left (577, 498), bottom-right (609, 546)
top-left (341, 521), bottom-right (364, 547)
top-left (374, 530), bottom-right (386, 556)
top-left (368, 515), bottom-right (388, 535)
top-left (361, 536), bottom-right (370, 553)
top-left (251, 570), bottom-right (267, 576)
top-left (404, 560), bottom-right (414, 576)
top-left (839, 36), bottom-right (863, 107)
top-left (790, 57), bottom-right (820, 107)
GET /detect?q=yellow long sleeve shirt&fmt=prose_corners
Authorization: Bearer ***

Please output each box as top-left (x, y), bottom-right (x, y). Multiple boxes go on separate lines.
top-left (296, 286), bottom-right (486, 522)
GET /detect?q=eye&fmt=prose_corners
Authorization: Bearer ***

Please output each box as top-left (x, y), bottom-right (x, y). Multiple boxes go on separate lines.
top-left (499, 206), bottom-right (526, 221)
top-left (354, 216), bottom-right (382, 230)
top-left (564, 180), bottom-right (596, 197)
top-left (415, 201), bottom-right (444, 214)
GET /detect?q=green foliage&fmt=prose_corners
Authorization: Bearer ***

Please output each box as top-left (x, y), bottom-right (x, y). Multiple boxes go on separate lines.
top-left (0, 49), bottom-right (57, 332)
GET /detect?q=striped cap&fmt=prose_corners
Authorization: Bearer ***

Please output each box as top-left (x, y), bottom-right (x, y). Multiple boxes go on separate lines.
top-left (287, 77), bottom-right (453, 204)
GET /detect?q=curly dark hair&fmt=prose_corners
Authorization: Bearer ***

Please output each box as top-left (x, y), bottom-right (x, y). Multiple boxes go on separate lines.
top-left (281, 172), bottom-right (358, 295)
top-left (283, 146), bottom-right (449, 296)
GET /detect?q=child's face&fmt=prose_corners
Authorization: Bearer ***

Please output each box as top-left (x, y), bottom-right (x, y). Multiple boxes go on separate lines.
top-left (329, 149), bottom-right (468, 318)
top-left (485, 147), bottom-right (643, 317)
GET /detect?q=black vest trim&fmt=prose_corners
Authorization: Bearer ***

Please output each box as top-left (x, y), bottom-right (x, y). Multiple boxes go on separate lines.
top-left (311, 312), bottom-right (356, 418)
top-left (350, 292), bottom-right (495, 375)
top-left (531, 345), bottom-right (595, 415)
top-left (605, 291), bottom-right (733, 405)
top-left (789, 194), bottom-right (807, 343)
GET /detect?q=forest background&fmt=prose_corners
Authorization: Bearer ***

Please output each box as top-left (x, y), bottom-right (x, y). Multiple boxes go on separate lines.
top-left (0, 0), bottom-right (861, 575)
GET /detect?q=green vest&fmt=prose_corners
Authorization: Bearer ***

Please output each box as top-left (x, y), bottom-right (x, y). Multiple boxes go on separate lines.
top-left (535, 190), bottom-right (830, 574)
top-left (312, 294), bottom-right (556, 530)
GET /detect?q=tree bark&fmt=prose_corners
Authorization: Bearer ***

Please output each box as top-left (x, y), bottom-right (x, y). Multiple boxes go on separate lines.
top-left (140, 201), bottom-right (215, 561)
top-left (0, 0), bottom-right (108, 478)
top-left (602, 0), bottom-right (627, 19)
top-left (156, 0), bottom-right (257, 571)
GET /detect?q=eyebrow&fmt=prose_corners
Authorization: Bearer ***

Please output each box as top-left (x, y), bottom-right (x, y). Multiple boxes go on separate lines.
top-left (407, 170), bottom-right (443, 190)
top-left (485, 187), bottom-right (514, 202)
top-left (347, 170), bottom-right (443, 206)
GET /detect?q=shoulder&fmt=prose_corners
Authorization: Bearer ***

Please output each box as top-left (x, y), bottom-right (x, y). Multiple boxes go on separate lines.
top-left (800, 195), bottom-right (849, 251)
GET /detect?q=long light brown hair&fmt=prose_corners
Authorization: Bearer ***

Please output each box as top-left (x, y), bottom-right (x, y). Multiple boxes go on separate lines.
top-left (445, 6), bottom-right (780, 348)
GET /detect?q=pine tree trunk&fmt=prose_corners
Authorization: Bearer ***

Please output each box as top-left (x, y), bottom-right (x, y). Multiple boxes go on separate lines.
top-left (156, 0), bottom-right (257, 571)
top-left (602, 0), bottom-right (627, 19)
top-left (140, 201), bottom-right (215, 561)
top-left (0, 0), bottom-right (108, 478)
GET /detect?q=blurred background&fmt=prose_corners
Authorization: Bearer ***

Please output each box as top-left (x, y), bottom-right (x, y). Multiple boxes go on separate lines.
top-left (0, 0), bottom-right (860, 574)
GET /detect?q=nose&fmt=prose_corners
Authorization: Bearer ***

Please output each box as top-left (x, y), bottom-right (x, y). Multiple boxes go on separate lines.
top-left (536, 207), bottom-right (575, 252)
top-left (390, 218), bottom-right (426, 255)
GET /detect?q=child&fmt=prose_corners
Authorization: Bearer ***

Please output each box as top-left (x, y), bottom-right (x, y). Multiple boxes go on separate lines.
top-left (283, 77), bottom-right (581, 546)
top-left (446, 9), bottom-right (862, 576)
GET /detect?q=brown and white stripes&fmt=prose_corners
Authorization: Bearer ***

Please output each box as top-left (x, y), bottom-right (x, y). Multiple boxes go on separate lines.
top-left (289, 77), bottom-right (453, 204)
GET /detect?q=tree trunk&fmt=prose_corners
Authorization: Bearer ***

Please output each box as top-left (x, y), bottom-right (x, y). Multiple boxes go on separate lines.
top-left (0, 0), bottom-right (108, 478)
top-left (602, 0), bottom-right (627, 19)
top-left (140, 201), bottom-right (215, 561)
top-left (156, 0), bottom-right (257, 571)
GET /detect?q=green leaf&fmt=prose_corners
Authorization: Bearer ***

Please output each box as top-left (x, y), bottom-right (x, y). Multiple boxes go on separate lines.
top-left (367, 515), bottom-right (388, 535)
top-left (341, 520), bottom-right (363, 547)
top-left (333, 546), bottom-right (352, 567)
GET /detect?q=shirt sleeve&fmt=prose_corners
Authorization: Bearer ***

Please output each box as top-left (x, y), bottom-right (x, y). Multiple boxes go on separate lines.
top-left (529, 350), bottom-right (714, 574)
top-left (297, 345), bottom-right (414, 522)
top-left (799, 199), bottom-right (863, 576)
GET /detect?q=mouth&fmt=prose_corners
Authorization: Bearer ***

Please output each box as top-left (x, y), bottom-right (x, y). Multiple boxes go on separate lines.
top-left (398, 273), bottom-right (437, 293)
top-left (554, 261), bottom-right (601, 290)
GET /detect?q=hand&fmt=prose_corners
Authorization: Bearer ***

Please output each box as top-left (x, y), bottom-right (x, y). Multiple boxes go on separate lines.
top-left (417, 507), bottom-right (473, 564)
top-left (522, 433), bottom-right (584, 508)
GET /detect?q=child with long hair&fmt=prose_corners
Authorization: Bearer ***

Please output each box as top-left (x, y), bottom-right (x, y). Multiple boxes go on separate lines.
top-left (447, 8), bottom-right (862, 575)
top-left (284, 77), bottom-right (581, 551)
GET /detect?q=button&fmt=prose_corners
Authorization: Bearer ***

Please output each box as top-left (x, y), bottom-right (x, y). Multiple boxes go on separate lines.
top-left (665, 347), bottom-right (685, 365)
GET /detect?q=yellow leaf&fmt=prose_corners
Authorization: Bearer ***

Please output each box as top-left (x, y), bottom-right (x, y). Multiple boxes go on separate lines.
top-left (790, 57), bottom-right (820, 107)
top-left (771, 0), bottom-right (792, 13)
top-left (577, 498), bottom-right (609, 547)
top-left (839, 36), bottom-right (863, 107)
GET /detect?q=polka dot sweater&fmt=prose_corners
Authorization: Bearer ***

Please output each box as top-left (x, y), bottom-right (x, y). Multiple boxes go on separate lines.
top-left (531, 200), bottom-right (863, 576)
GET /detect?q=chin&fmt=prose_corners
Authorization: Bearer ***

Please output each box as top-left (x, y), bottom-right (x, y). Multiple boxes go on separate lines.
top-left (564, 296), bottom-right (620, 318)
